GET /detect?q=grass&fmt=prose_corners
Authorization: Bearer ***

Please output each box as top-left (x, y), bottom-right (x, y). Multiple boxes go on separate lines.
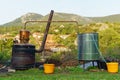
top-left (0, 66), bottom-right (120, 80)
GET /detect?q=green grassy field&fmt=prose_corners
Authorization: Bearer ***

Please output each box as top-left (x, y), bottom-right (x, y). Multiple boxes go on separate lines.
top-left (0, 66), bottom-right (119, 80)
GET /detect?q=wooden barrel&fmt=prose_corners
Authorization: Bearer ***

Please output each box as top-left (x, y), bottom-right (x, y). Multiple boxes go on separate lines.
top-left (11, 44), bottom-right (35, 70)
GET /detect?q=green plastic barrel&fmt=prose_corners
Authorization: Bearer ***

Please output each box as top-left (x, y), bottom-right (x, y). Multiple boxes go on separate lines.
top-left (78, 33), bottom-right (100, 60)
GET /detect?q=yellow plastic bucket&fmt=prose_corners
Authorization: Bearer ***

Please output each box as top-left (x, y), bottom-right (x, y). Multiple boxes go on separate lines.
top-left (44, 64), bottom-right (55, 74)
top-left (106, 62), bottom-right (119, 73)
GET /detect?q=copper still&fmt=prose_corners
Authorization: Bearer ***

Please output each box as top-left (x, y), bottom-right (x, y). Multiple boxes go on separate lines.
top-left (11, 10), bottom-right (54, 70)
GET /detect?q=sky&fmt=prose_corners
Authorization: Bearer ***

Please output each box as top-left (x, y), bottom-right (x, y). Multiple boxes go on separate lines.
top-left (0, 0), bottom-right (120, 25)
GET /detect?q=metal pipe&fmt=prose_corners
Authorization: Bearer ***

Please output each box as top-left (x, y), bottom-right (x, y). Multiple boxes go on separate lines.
top-left (24, 20), bottom-right (78, 53)
top-left (36, 10), bottom-right (54, 53)
top-left (24, 20), bottom-right (79, 33)
top-left (22, 10), bottom-right (54, 53)
top-left (24, 12), bottom-right (79, 53)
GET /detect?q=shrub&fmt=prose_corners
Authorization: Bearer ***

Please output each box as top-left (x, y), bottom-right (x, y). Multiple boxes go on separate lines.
top-left (0, 50), bottom-right (11, 63)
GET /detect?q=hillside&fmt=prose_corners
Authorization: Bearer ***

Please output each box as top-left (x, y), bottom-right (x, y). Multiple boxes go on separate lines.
top-left (2, 12), bottom-right (120, 27)
top-left (41, 12), bottom-right (93, 24)
top-left (2, 12), bottom-right (94, 26)
top-left (88, 14), bottom-right (120, 23)
top-left (3, 13), bottom-right (43, 26)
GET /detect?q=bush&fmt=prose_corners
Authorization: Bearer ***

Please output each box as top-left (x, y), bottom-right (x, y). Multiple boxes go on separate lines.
top-left (0, 50), bottom-right (11, 63)
top-left (104, 46), bottom-right (120, 62)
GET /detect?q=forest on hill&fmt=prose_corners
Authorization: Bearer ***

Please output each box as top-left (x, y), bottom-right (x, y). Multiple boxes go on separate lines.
top-left (0, 22), bottom-right (120, 62)
top-left (1, 12), bottom-right (120, 62)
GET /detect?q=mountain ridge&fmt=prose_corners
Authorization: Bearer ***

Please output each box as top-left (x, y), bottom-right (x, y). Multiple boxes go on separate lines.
top-left (88, 14), bottom-right (120, 23)
top-left (2, 12), bottom-right (120, 26)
